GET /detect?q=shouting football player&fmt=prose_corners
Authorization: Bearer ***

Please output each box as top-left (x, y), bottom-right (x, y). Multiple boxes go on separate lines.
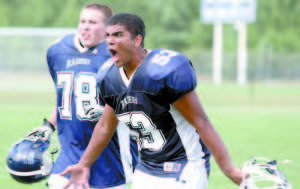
top-left (60, 13), bottom-right (243, 189)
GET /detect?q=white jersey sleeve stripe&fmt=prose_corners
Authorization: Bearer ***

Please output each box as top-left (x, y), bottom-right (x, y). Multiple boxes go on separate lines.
top-left (170, 108), bottom-right (205, 160)
top-left (117, 122), bottom-right (134, 183)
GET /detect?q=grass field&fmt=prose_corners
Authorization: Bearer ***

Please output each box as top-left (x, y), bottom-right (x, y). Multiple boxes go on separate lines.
top-left (0, 73), bottom-right (299, 189)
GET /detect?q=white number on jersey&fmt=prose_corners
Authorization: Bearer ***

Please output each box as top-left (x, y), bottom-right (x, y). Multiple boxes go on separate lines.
top-left (57, 71), bottom-right (97, 120)
top-left (118, 112), bottom-right (166, 151)
top-left (151, 50), bottom-right (178, 66)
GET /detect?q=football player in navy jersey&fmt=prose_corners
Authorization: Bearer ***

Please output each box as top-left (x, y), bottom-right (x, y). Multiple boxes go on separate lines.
top-left (32, 4), bottom-right (138, 189)
top-left (60, 13), bottom-right (243, 189)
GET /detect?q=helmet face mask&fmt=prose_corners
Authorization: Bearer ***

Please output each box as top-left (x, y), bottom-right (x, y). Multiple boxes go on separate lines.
top-left (240, 157), bottom-right (292, 189)
top-left (6, 136), bottom-right (53, 184)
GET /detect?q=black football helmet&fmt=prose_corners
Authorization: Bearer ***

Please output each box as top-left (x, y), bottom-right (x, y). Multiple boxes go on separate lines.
top-left (6, 131), bottom-right (54, 184)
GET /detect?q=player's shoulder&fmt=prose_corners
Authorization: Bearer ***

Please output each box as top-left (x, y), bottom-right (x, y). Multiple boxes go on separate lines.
top-left (49, 33), bottom-right (75, 48)
top-left (96, 58), bottom-right (115, 84)
top-left (47, 34), bottom-right (75, 55)
top-left (147, 49), bottom-right (197, 99)
top-left (148, 48), bottom-right (190, 64)
top-left (94, 41), bottom-right (111, 57)
top-left (145, 48), bottom-right (193, 77)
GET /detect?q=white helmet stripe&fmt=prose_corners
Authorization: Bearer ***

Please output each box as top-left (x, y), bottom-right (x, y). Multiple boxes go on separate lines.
top-left (6, 166), bottom-right (43, 176)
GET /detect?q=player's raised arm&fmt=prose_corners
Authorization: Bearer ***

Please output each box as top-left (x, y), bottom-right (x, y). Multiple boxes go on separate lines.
top-left (60, 104), bottom-right (119, 188)
top-left (173, 90), bottom-right (243, 185)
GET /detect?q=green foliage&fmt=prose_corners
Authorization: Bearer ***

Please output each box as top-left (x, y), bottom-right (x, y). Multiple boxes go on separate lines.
top-left (0, 0), bottom-right (299, 53)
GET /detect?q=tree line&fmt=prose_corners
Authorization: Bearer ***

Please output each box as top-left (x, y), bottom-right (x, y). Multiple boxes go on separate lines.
top-left (0, 0), bottom-right (299, 54)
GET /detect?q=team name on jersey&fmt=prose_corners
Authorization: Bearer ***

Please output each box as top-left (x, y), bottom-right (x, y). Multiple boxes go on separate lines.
top-left (121, 96), bottom-right (137, 109)
top-left (66, 58), bottom-right (90, 68)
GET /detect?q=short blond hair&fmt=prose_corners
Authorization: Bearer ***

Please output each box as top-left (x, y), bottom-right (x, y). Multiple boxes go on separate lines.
top-left (82, 2), bottom-right (113, 23)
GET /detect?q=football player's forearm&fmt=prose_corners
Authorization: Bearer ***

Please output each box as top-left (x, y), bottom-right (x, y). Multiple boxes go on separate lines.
top-left (200, 124), bottom-right (242, 184)
top-left (173, 91), bottom-right (237, 176)
top-left (198, 122), bottom-right (235, 176)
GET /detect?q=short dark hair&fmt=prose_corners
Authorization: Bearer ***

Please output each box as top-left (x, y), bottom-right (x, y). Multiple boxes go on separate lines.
top-left (83, 2), bottom-right (113, 23)
top-left (108, 13), bottom-right (146, 47)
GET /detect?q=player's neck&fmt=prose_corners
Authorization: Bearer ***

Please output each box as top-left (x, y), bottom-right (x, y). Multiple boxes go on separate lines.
top-left (123, 48), bottom-right (148, 79)
top-left (78, 38), bottom-right (104, 49)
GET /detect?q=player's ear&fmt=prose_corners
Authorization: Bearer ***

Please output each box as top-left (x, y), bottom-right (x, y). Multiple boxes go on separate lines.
top-left (134, 35), bottom-right (142, 47)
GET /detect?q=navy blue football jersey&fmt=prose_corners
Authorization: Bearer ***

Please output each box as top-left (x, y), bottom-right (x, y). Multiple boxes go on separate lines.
top-left (97, 49), bottom-right (211, 178)
top-left (47, 34), bottom-right (138, 187)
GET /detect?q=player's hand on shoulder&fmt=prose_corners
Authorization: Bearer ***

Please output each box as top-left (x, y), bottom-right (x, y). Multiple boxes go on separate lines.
top-left (26, 118), bottom-right (55, 141)
top-left (60, 163), bottom-right (90, 189)
top-left (84, 103), bottom-right (104, 122)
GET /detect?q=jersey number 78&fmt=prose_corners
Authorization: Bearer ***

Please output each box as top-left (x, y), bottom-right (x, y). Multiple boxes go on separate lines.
top-left (56, 71), bottom-right (97, 120)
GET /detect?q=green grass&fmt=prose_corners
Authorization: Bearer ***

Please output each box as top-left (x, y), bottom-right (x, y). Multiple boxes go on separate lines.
top-left (197, 82), bottom-right (300, 189)
top-left (0, 78), bottom-right (299, 189)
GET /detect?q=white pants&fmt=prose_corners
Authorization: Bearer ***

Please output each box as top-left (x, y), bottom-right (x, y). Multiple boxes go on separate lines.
top-left (132, 161), bottom-right (208, 189)
top-left (47, 174), bottom-right (129, 189)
